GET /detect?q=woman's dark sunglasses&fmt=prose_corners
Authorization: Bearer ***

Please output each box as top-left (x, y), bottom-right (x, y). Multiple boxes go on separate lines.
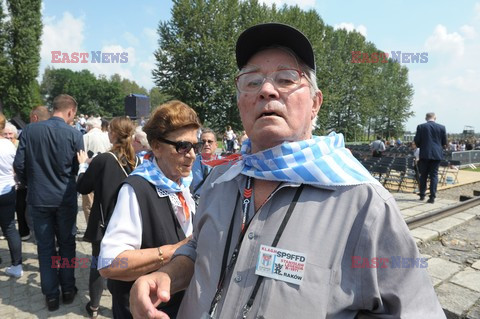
top-left (157, 136), bottom-right (199, 154)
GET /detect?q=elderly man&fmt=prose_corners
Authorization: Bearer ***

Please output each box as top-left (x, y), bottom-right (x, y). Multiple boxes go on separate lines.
top-left (83, 117), bottom-right (111, 155)
top-left (190, 128), bottom-right (220, 200)
top-left (81, 117), bottom-right (111, 223)
top-left (129, 23), bottom-right (445, 318)
top-left (132, 125), bottom-right (151, 162)
top-left (14, 94), bottom-right (84, 311)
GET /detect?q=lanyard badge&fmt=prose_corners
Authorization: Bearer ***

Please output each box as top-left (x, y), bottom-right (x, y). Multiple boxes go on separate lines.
top-left (255, 244), bottom-right (306, 286)
top-left (208, 180), bottom-right (305, 318)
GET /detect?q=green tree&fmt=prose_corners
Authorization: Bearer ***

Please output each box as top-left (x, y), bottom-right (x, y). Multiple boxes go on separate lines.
top-left (153, 0), bottom-right (414, 139)
top-left (0, 0), bottom-right (9, 114)
top-left (153, 0), bottom-right (241, 132)
top-left (110, 74), bottom-right (148, 97)
top-left (149, 87), bottom-right (171, 109)
top-left (40, 68), bottom-right (124, 117)
top-left (371, 61), bottom-right (414, 139)
top-left (1, 0), bottom-right (42, 120)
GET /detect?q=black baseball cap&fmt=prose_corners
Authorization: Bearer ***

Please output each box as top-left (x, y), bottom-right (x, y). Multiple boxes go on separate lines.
top-left (235, 23), bottom-right (315, 71)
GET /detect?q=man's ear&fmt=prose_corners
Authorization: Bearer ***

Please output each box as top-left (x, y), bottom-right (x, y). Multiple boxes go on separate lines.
top-left (66, 109), bottom-right (73, 123)
top-left (311, 90), bottom-right (323, 120)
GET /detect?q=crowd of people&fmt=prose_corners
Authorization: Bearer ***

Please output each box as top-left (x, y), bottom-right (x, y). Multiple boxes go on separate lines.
top-left (0, 97), bottom-right (239, 317)
top-left (0, 22), bottom-right (448, 319)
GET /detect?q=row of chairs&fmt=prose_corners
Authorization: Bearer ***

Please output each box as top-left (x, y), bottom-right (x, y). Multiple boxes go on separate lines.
top-left (359, 157), bottom-right (418, 192)
top-left (349, 144), bottom-right (413, 160)
top-left (358, 157), bottom-right (462, 192)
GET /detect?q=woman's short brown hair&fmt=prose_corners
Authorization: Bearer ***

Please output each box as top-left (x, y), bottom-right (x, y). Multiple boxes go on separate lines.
top-left (143, 100), bottom-right (201, 146)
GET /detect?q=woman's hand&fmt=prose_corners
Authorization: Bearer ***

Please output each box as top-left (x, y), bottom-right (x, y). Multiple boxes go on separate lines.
top-left (159, 235), bottom-right (192, 264)
top-left (77, 150), bottom-right (90, 164)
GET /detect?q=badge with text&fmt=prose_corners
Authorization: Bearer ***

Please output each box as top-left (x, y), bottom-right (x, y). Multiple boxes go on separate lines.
top-left (255, 245), bottom-right (306, 285)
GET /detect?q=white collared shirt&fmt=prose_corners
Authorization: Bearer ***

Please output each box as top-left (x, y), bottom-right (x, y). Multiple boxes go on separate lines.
top-left (98, 163), bottom-right (195, 269)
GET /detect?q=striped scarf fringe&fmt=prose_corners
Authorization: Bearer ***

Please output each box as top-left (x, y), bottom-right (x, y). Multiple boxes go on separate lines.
top-left (130, 153), bottom-right (192, 193)
top-left (211, 132), bottom-right (379, 187)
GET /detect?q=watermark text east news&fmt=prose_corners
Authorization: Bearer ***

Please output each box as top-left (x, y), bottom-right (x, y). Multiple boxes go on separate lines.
top-left (351, 256), bottom-right (428, 268)
top-left (351, 51), bottom-right (428, 64)
top-left (51, 51), bottom-right (128, 63)
top-left (51, 256), bottom-right (128, 269)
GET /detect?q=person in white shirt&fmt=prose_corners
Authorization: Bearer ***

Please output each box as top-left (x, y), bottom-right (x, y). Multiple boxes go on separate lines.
top-left (83, 117), bottom-right (111, 155)
top-left (0, 113), bottom-right (23, 278)
top-left (81, 117), bottom-right (112, 223)
top-left (224, 125), bottom-right (236, 153)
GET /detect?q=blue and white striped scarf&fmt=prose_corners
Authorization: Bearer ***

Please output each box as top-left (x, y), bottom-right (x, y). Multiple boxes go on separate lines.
top-left (130, 154), bottom-right (192, 193)
top-left (213, 132), bottom-right (379, 186)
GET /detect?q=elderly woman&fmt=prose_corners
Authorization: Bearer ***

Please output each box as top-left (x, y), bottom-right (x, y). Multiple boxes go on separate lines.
top-left (77, 116), bottom-right (140, 318)
top-left (98, 100), bottom-right (200, 318)
top-left (0, 113), bottom-right (23, 278)
top-left (132, 125), bottom-right (151, 162)
top-left (3, 122), bottom-right (19, 147)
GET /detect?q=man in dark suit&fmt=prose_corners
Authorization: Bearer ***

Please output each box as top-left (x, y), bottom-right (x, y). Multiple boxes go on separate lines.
top-left (414, 112), bottom-right (447, 203)
top-left (14, 94), bottom-right (84, 311)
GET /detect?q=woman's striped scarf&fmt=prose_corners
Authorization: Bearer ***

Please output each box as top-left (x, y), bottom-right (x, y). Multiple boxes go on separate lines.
top-left (212, 132), bottom-right (379, 186)
top-left (130, 153), bottom-right (192, 193)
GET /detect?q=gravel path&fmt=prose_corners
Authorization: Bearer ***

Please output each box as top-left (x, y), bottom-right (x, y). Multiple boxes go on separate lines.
top-left (436, 181), bottom-right (480, 201)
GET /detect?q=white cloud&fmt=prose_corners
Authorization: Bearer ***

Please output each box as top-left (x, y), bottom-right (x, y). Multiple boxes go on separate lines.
top-left (460, 25), bottom-right (476, 39)
top-left (39, 11), bottom-right (157, 90)
top-left (124, 31), bottom-right (139, 46)
top-left (333, 22), bottom-right (367, 37)
top-left (88, 44), bottom-right (136, 80)
top-left (475, 2), bottom-right (480, 20)
top-left (438, 72), bottom-right (479, 93)
top-left (41, 12), bottom-right (85, 63)
top-left (406, 11), bottom-right (480, 133)
top-left (259, 0), bottom-right (316, 9)
top-left (142, 27), bottom-right (158, 49)
top-left (424, 24), bottom-right (464, 57)
top-left (137, 55), bottom-right (157, 89)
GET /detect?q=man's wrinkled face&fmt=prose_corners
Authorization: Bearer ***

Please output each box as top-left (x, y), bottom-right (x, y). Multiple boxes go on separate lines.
top-left (236, 48), bottom-right (321, 153)
top-left (200, 132), bottom-right (217, 158)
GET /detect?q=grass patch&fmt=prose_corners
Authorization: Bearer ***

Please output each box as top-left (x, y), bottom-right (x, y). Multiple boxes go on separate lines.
top-left (463, 166), bottom-right (480, 172)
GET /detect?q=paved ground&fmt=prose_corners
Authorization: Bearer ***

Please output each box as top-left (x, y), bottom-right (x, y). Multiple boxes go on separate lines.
top-left (0, 181), bottom-right (479, 318)
top-left (0, 200), bottom-right (113, 319)
top-left (395, 192), bottom-right (480, 318)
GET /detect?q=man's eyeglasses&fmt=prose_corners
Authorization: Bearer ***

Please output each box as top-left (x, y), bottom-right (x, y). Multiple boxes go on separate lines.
top-left (235, 69), bottom-right (306, 93)
top-left (201, 139), bottom-right (215, 145)
top-left (157, 136), bottom-right (199, 154)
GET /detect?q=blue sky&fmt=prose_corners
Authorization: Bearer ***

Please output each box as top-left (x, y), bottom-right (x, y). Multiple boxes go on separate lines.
top-left (39, 0), bottom-right (480, 134)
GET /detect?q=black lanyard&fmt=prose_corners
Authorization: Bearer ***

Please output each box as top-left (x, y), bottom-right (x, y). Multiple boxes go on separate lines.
top-left (208, 178), bottom-right (304, 317)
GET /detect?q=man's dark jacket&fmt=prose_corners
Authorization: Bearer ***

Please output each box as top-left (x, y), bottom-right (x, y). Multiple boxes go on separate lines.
top-left (414, 120), bottom-right (447, 160)
top-left (14, 116), bottom-right (84, 207)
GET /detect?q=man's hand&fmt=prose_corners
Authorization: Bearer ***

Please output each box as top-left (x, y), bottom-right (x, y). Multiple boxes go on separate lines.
top-left (130, 272), bottom-right (172, 319)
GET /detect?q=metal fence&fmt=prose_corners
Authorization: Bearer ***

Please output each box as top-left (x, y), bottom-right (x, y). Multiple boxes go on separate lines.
top-left (451, 150), bottom-right (480, 166)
